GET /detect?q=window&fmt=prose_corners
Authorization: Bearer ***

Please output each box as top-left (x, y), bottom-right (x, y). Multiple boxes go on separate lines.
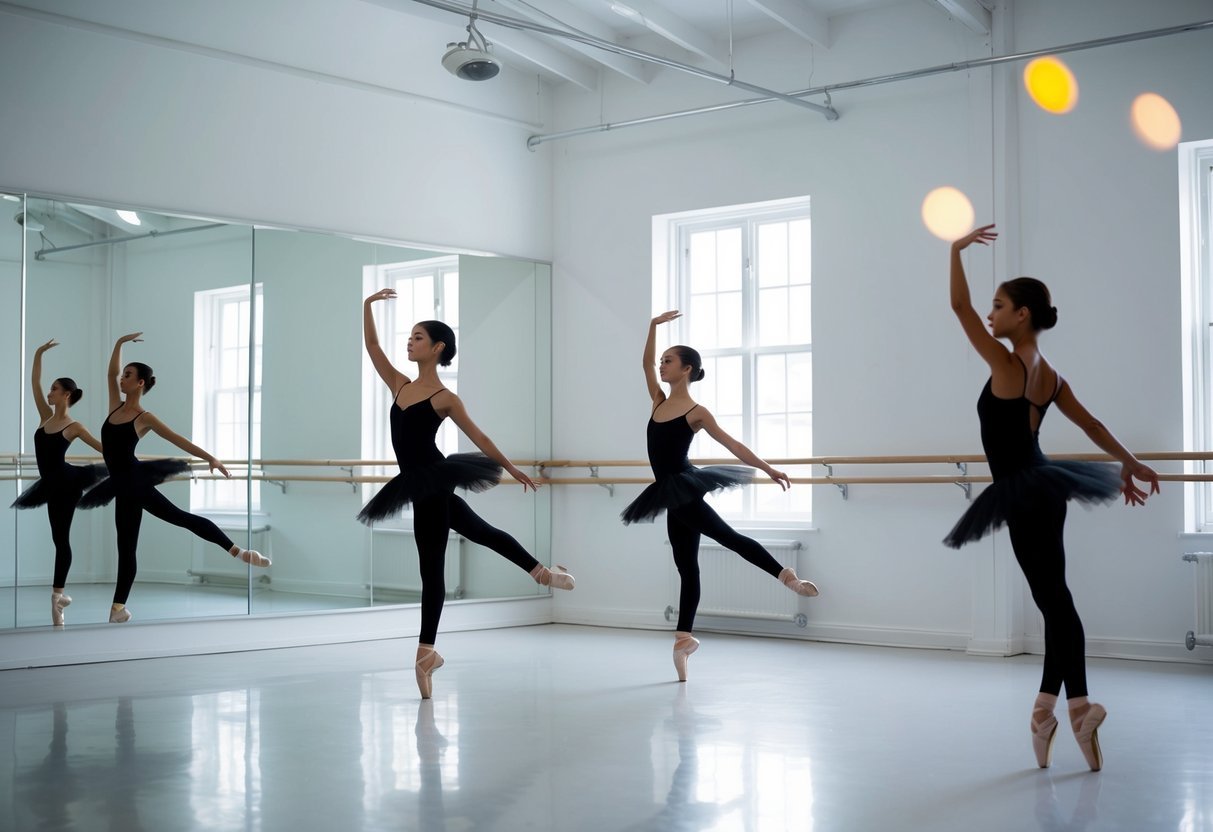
top-left (655, 198), bottom-right (812, 522)
top-left (1181, 140), bottom-right (1213, 531)
top-left (192, 284), bottom-right (262, 511)
top-left (361, 256), bottom-right (460, 513)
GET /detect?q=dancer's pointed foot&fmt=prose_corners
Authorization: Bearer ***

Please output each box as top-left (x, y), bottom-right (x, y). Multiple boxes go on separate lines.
top-left (778, 567), bottom-right (819, 597)
top-left (673, 631), bottom-right (700, 682)
top-left (1069, 698), bottom-right (1107, 772)
top-left (1031, 693), bottom-right (1059, 768)
top-left (231, 546), bottom-right (271, 567)
top-left (530, 563), bottom-right (575, 590)
top-left (51, 591), bottom-right (71, 627)
top-left (415, 644), bottom-right (444, 700)
top-left (109, 604), bottom-right (131, 624)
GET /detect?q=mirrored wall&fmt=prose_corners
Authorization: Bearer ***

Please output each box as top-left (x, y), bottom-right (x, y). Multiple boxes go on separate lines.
top-left (2, 193), bottom-right (552, 630)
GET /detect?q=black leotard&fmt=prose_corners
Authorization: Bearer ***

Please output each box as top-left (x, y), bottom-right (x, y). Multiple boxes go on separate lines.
top-left (944, 357), bottom-right (1120, 547)
top-left (78, 409), bottom-right (190, 508)
top-left (10, 425), bottom-right (104, 508)
top-left (621, 404), bottom-right (752, 524)
top-left (356, 389), bottom-right (501, 524)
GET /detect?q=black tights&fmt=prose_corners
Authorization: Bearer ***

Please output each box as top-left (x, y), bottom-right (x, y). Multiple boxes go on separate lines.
top-left (113, 488), bottom-right (234, 605)
top-left (667, 498), bottom-right (784, 633)
top-left (414, 493), bottom-right (541, 645)
top-left (47, 493), bottom-right (80, 588)
top-left (1006, 495), bottom-right (1087, 699)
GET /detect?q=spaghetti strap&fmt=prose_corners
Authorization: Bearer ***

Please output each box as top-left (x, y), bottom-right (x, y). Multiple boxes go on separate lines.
top-left (1012, 353), bottom-right (1029, 396)
top-left (393, 381), bottom-right (410, 400)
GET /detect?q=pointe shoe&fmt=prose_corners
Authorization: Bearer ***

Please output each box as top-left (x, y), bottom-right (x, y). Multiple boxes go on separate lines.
top-left (51, 592), bottom-right (72, 627)
top-left (415, 647), bottom-right (445, 700)
top-left (530, 563), bottom-right (575, 591)
top-left (673, 633), bottom-right (699, 682)
top-left (1031, 711), bottom-right (1059, 768)
top-left (778, 567), bottom-right (819, 597)
top-left (1071, 703), bottom-right (1108, 771)
top-left (109, 605), bottom-right (132, 624)
top-left (233, 548), bottom-right (271, 568)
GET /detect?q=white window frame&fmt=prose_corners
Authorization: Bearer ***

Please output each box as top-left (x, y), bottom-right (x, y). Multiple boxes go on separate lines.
top-left (361, 256), bottom-right (460, 525)
top-left (191, 283), bottom-right (262, 512)
top-left (1180, 139), bottom-right (1213, 532)
top-left (654, 197), bottom-right (813, 525)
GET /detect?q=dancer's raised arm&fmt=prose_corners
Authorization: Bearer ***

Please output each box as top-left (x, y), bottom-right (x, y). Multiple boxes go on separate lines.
top-left (949, 225), bottom-right (1012, 372)
top-left (364, 289), bottom-right (410, 392)
top-left (107, 332), bottom-right (142, 411)
top-left (644, 311), bottom-right (681, 404)
top-left (31, 339), bottom-right (57, 423)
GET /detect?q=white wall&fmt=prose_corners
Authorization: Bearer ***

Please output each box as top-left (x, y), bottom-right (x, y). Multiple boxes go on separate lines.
top-left (548, 0), bottom-right (1213, 662)
top-left (0, 0), bottom-right (554, 260)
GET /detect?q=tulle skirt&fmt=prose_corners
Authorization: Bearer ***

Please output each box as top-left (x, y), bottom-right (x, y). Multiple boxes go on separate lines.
top-left (356, 453), bottom-right (503, 524)
top-left (943, 460), bottom-right (1121, 548)
top-left (78, 459), bottom-right (193, 509)
top-left (621, 465), bottom-right (754, 525)
top-left (10, 463), bottom-right (107, 509)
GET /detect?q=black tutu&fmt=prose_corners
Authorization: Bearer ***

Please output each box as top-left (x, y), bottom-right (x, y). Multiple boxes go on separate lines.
top-left (356, 453), bottom-right (502, 524)
top-left (78, 459), bottom-right (193, 509)
top-left (621, 465), bottom-right (754, 524)
top-left (943, 460), bottom-right (1121, 548)
top-left (11, 464), bottom-right (107, 509)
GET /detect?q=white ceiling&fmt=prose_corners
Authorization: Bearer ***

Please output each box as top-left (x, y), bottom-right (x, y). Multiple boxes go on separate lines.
top-left (401, 0), bottom-right (990, 90)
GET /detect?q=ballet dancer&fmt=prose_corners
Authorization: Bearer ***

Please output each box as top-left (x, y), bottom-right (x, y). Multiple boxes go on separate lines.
top-left (80, 332), bottom-right (269, 623)
top-left (944, 224), bottom-right (1159, 770)
top-left (624, 311), bottom-right (819, 681)
top-left (11, 339), bottom-right (105, 625)
top-left (360, 289), bottom-right (574, 698)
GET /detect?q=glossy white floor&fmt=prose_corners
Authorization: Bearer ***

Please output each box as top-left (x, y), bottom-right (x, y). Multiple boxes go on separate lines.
top-left (1, 625), bottom-right (1210, 832)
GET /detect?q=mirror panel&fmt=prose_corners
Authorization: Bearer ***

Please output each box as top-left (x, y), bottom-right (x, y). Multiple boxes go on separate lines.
top-left (1, 192), bottom-right (22, 629)
top-left (19, 199), bottom-right (253, 626)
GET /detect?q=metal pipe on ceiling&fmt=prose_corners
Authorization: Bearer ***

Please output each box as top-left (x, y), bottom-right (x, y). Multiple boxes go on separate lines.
top-left (526, 17), bottom-right (1213, 149)
top-left (409, 0), bottom-right (840, 119)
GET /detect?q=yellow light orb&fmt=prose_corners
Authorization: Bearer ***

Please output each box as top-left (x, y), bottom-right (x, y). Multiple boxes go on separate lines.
top-left (1023, 56), bottom-right (1078, 114)
top-left (921, 186), bottom-right (975, 242)
top-left (1131, 92), bottom-right (1182, 151)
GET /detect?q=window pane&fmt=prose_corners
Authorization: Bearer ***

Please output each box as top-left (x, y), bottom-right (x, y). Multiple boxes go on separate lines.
top-left (789, 285), bottom-right (811, 344)
top-left (787, 352), bottom-right (812, 412)
top-left (789, 412), bottom-right (812, 457)
top-left (758, 222), bottom-right (788, 288)
top-left (220, 347), bottom-right (237, 390)
top-left (756, 414), bottom-right (787, 458)
top-left (788, 219), bottom-right (811, 285)
top-left (717, 227), bottom-right (742, 292)
top-left (413, 274), bottom-right (435, 321)
top-left (689, 231), bottom-right (717, 294)
top-left (757, 354), bottom-right (787, 414)
top-left (717, 291), bottom-right (743, 349)
top-left (238, 299), bottom-right (250, 349)
top-left (716, 355), bottom-right (743, 417)
top-left (758, 288), bottom-right (790, 346)
top-left (444, 272), bottom-right (460, 327)
top-left (689, 294), bottom-right (717, 348)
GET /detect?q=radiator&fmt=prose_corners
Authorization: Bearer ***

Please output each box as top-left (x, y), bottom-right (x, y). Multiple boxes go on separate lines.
top-left (1183, 552), bottom-right (1213, 650)
top-left (189, 522), bottom-right (272, 586)
top-left (369, 529), bottom-right (465, 601)
top-left (664, 540), bottom-right (807, 627)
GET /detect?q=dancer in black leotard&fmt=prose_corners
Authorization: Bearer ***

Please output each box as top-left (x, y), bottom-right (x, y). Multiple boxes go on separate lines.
top-left (361, 289), bottom-right (574, 699)
top-left (944, 225), bottom-right (1159, 771)
top-left (11, 339), bottom-right (105, 625)
top-left (625, 311), bottom-right (819, 682)
top-left (79, 332), bottom-right (270, 623)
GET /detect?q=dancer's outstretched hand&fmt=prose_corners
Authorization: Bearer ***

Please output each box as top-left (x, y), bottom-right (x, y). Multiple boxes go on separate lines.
top-left (507, 464), bottom-right (539, 492)
top-left (116, 332), bottom-right (143, 344)
top-left (767, 468), bottom-right (791, 491)
top-left (208, 456), bottom-right (231, 479)
top-left (952, 224), bottom-right (997, 251)
top-left (366, 288), bottom-right (396, 304)
top-left (651, 310), bottom-right (681, 326)
top-left (36, 338), bottom-right (59, 353)
top-left (1121, 462), bottom-right (1160, 506)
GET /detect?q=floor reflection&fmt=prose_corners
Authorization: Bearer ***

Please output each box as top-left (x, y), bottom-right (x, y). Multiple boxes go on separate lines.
top-left (1034, 772), bottom-right (1102, 832)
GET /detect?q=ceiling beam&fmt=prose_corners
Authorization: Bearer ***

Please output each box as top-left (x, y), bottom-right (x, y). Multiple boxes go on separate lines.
top-left (927, 0), bottom-right (991, 36)
top-left (490, 0), bottom-right (650, 82)
top-left (606, 0), bottom-right (729, 70)
top-left (744, 0), bottom-right (830, 48)
top-left (481, 24), bottom-right (600, 89)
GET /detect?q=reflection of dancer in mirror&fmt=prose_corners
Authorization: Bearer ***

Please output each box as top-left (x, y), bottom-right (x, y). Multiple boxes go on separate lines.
top-left (80, 333), bottom-right (269, 623)
top-left (361, 290), bottom-right (574, 699)
top-left (943, 225), bottom-right (1159, 771)
top-left (624, 312), bottom-right (818, 682)
top-left (11, 339), bottom-right (105, 626)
